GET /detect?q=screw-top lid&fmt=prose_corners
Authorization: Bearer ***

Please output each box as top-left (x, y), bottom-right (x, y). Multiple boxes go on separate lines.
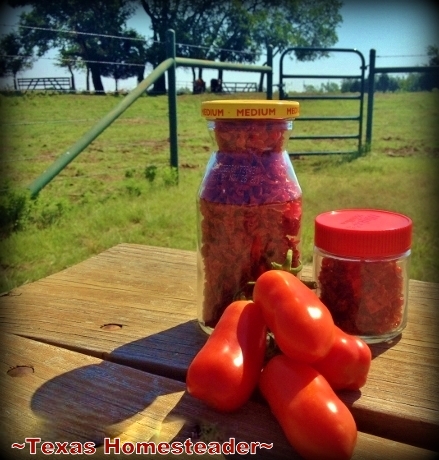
top-left (314, 209), bottom-right (412, 258)
top-left (201, 100), bottom-right (300, 119)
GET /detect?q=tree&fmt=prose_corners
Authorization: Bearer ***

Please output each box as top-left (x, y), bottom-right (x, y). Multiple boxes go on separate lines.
top-left (341, 78), bottom-right (361, 93)
top-left (55, 45), bottom-right (82, 91)
top-left (426, 44), bottom-right (439, 66)
top-left (137, 0), bottom-right (343, 93)
top-left (98, 29), bottom-right (149, 92)
top-left (419, 45), bottom-right (439, 91)
top-left (7, 0), bottom-right (141, 94)
top-left (375, 73), bottom-right (390, 92)
top-left (138, 0), bottom-right (222, 93)
top-left (251, 0), bottom-right (343, 90)
top-left (0, 31), bottom-right (35, 89)
top-left (375, 74), bottom-right (400, 93)
top-left (302, 81), bottom-right (339, 93)
top-left (321, 81), bottom-right (339, 93)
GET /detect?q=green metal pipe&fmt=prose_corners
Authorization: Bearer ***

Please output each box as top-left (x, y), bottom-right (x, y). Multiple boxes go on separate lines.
top-left (27, 58), bottom-right (175, 197)
top-left (266, 45), bottom-right (273, 100)
top-left (365, 49), bottom-right (376, 151)
top-left (374, 65), bottom-right (439, 73)
top-left (166, 30), bottom-right (178, 174)
top-left (175, 57), bottom-right (272, 74)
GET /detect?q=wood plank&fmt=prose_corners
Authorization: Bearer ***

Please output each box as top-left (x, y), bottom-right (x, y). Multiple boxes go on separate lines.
top-left (1, 333), bottom-right (436, 460)
top-left (0, 243), bottom-right (438, 450)
top-left (0, 244), bottom-right (202, 379)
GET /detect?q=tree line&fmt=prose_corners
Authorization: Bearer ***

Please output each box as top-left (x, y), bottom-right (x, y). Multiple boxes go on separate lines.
top-left (340, 46), bottom-right (439, 93)
top-left (302, 46), bottom-right (438, 94)
top-left (0, 0), bottom-right (344, 94)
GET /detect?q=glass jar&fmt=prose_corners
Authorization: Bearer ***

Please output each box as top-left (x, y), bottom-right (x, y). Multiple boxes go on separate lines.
top-left (313, 209), bottom-right (412, 343)
top-left (197, 100), bottom-right (302, 333)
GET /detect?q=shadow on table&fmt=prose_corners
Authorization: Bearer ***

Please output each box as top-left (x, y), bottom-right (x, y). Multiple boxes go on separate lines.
top-left (369, 334), bottom-right (402, 359)
top-left (29, 321), bottom-right (202, 446)
top-left (103, 318), bottom-right (207, 382)
top-left (29, 320), bottom-right (300, 458)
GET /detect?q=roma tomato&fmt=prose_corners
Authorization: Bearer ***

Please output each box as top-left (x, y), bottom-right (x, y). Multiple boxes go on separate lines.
top-left (312, 326), bottom-right (372, 391)
top-left (253, 270), bottom-right (335, 363)
top-left (259, 354), bottom-right (357, 460)
top-left (186, 300), bottom-right (267, 412)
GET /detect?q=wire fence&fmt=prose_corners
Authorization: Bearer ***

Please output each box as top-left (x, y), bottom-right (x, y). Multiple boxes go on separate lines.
top-left (1, 22), bottom-right (431, 94)
top-left (0, 23), bottom-right (435, 196)
top-left (1, 22), bottom-right (263, 55)
top-left (1, 23), bottom-right (263, 94)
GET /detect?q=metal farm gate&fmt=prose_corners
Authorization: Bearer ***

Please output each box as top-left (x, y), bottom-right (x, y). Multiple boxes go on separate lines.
top-left (279, 47), bottom-right (367, 156)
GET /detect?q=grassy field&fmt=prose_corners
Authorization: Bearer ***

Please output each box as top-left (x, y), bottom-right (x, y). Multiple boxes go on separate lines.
top-left (0, 90), bottom-right (438, 292)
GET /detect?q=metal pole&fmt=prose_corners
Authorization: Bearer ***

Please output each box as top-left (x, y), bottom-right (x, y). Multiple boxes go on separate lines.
top-left (175, 57), bottom-right (270, 73)
top-left (266, 45), bottom-right (273, 100)
top-left (365, 49), bottom-right (376, 151)
top-left (166, 29), bottom-right (178, 176)
top-left (27, 58), bottom-right (175, 197)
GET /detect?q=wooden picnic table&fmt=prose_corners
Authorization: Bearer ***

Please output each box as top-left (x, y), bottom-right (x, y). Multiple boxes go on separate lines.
top-left (1, 243), bottom-right (438, 459)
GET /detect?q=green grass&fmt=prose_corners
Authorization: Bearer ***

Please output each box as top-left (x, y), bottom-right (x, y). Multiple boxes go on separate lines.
top-left (0, 90), bottom-right (438, 292)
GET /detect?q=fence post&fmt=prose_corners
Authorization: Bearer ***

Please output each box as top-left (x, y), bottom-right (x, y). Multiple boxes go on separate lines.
top-left (267, 45), bottom-right (273, 100)
top-left (166, 29), bottom-right (179, 178)
top-left (365, 49), bottom-right (376, 151)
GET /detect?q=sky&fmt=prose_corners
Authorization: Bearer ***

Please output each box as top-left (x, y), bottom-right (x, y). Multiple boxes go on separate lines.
top-left (0, 0), bottom-right (438, 92)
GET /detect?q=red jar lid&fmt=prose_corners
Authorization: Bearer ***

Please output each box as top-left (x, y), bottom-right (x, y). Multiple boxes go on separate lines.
top-left (315, 209), bottom-right (412, 258)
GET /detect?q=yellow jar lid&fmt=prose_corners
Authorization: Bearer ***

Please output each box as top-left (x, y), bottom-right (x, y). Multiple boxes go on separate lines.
top-left (201, 100), bottom-right (300, 119)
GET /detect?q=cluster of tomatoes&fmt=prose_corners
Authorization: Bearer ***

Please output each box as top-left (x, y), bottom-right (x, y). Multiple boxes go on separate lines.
top-left (186, 269), bottom-right (372, 460)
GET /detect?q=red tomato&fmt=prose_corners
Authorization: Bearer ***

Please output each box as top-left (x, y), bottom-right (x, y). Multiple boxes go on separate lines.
top-left (186, 300), bottom-right (267, 412)
top-left (253, 270), bottom-right (335, 363)
top-left (259, 354), bottom-right (357, 460)
top-left (313, 326), bottom-right (372, 390)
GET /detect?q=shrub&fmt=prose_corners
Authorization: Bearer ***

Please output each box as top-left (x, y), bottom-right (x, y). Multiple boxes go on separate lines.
top-left (0, 185), bottom-right (33, 235)
top-left (144, 165), bottom-right (157, 182)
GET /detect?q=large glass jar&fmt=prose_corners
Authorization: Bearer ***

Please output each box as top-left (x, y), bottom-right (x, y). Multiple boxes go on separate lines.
top-left (197, 100), bottom-right (302, 333)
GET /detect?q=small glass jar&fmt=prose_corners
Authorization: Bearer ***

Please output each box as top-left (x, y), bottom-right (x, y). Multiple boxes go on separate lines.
top-left (197, 100), bottom-right (302, 333)
top-left (313, 209), bottom-right (413, 343)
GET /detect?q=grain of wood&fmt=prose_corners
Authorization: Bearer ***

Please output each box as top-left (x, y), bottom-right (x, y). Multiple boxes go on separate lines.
top-left (1, 333), bottom-right (436, 460)
top-left (0, 244), bottom-right (438, 451)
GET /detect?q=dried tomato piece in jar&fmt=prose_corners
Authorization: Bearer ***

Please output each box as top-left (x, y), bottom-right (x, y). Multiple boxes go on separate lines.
top-left (318, 258), bottom-right (404, 336)
top-left (214, 120), bottom-right (286, 154)
top-left (200, 198), bottom-right (301, 327)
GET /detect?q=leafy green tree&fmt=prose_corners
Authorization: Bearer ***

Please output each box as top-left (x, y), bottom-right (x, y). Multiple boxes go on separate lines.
top-left (419, 45), bottom-right (439, 91)
top-left (138, 0), bottom-right (224, 93)
top-left (55, 45), bottom-right (82, 91)
top-left (321, 81), bottom-right (339, 93)
top-left (399, 73), bottom-right (421, 92)
top-left (7, 0), bottom-right (142, 94)
top-left (375, 74), bottom-right (400, 93)
top-left (137, 0), bottom-right (343, 93)
top-left (303, 81), bottom-right (339, 93)
top-left (387, 76), bottom-right (399, 92)
top-left (341, 78), bottom-right (358, 93)
top-left (426, 44), bottom-right (439, 66)
top-left (0, 31), bottom-right (35, 89)
top-left (303, 83), bottom-right (320, 93)
top-left (251, 0), bottom-right (343, 90)
top-left (375, 73), bottom-right (390, 92)
top-left (98, 29), bottom-right (149, 92)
